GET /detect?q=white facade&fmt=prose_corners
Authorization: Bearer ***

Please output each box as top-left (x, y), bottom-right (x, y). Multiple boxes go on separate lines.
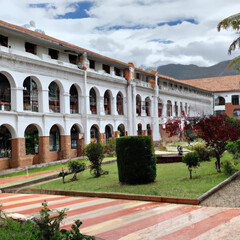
top-left (0, 21), bottom-right (213, 147)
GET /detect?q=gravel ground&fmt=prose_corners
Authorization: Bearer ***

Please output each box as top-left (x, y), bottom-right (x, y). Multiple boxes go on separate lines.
top-left (201, 176), bottom-right (240, 208)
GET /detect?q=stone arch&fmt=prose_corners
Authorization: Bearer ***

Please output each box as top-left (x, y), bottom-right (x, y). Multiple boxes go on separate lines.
top-left (23, 76), bottom-right (40, 112)
top-left (117, 124), bottom-right (125, 137)
top-left (167, 100), bottom-right (172, 117)
top-left (89, 87), bottom-right (100, 114)
top-left (0, 124), bottom-right (14, 158)
top-left (136, 94), bottom-right (142, 116)
top-left (137, 123), bottom-right (142, 136)
top-left (69, 84), bottom-right (80, 114)
top-left (158, 98), bottom-right (163, 117)
top-left (48, 81), bottom-right (62, 113)
top-left (116, 91), bottom-right (124, 115)
top-left (0, 72), bottom-right (13, 111)
top-left (24, 124), bottom-right (39, 155)
top-left (0, 71), bottom-right (17, 88)
top-left (49, 124), bottom-right (61, 151)
top-left (145, 97), bottom-right (151, 116)
top-left (105, 124), bottom-right (113, 141)
top-left (104, 89), bottom-right (113, 115)
top-left (215, 96), bottom-right (225, 106)
top-left (90, 124), bottom-right (100, 142)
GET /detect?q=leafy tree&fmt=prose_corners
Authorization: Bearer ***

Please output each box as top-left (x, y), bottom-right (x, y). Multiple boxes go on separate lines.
top-left (84, 142), bottom-right (108, 177)
top-left (218, 13), bottom-right (240, 71)
top-left (226, 138), bottom-right (240, 159)
top-left (182, 152), bottom-right (200, 179)
top-left (68, 160), bottom-right (86, 181)
top-left (195, 115), bottom-right (240, 172)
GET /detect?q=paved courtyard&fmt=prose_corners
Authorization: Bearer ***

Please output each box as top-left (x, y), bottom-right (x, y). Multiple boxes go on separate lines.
top-left (1, 193), bottom-right (240, 239)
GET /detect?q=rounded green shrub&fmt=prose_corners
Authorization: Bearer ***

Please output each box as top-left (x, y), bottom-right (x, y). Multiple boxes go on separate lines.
top-left (116, 136), bottom-right (156, 184)
top-left (182, 151), bottom-right (200, 179)
top-left (85, 142), bottom-right (108, 177)
top-left (222, 159), bottom-right (237, 176)
top-left (192, 143), bottom-right (212, 161)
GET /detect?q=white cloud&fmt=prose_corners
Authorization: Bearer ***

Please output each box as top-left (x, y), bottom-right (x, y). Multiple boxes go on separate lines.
top-left (0, 0), bottom-right (240, 67)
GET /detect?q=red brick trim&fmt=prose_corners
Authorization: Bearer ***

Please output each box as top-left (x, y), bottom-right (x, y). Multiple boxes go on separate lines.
top-left (18, 188), bottom-right (200, 205)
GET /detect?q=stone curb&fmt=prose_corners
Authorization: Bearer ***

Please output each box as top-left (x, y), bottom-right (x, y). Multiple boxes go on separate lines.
top-left (197, 171), bottom-right (240, 202)
top-left (17, 188), bottom-right (200, 205)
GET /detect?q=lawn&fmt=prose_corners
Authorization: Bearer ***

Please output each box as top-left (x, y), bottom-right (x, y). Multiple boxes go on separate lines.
top-left (0, 156), bottom-right (116, 179)
top-left (34, 155), bottom-right (237, 199)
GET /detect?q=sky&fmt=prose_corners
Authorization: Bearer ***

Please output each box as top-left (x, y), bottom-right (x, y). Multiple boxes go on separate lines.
top-left (0, 0), bottom-right (240, 68)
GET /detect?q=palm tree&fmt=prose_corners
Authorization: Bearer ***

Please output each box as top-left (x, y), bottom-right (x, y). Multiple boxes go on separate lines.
top-left (218, 13), bottom-right (240, 71)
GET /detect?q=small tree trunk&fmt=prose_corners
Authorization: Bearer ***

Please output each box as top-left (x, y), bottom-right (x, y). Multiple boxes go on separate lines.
top-left (188, 167), bottom-right (192, 179)
top-left (215, 155), bottom-right (221, 173)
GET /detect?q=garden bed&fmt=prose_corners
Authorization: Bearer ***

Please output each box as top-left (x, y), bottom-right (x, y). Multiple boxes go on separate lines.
top-left (32, 160), bottom-right (231, 199)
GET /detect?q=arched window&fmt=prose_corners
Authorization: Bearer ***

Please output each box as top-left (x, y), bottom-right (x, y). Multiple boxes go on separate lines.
top-left (145, 97), bottom-right (151, 116)
top-left (147, 124), bottom-right (152, 136)
top-left (158, 100), bottom-right (162, 117)
top-left (215, 96), bottom-right (225, 106)
top-left (185, 103), bottom-right (188, 115)
top-left (49, 82), bottom-right (60, 113)
top-left (70, 85), bottom-right (79, 114)
top-left (23, 77), bottom-right (38, 112)
top-left (136, 95), bottom-right (141, 116)
top-left (49, 125), bottom-right (60, 151)
top-left (117, 124), bottom-right (125, 137)
top-left (25, 125), bottom-right (39, 155)
top-left (167, 100), bottom-right (172, 117)
top-left (0, 125), bottom-right (11, 158)
top-left (104, 90), bottom-right (111, 115)
top-left (71, 125), bottom-right (80, 149)
top-left (105, 125), bottom-right (112, 140)
top-left (90, 125), bottom-right (99, 142)
top-left (117, 92), bottom-right (124, 115)
top-left (174, 102), bottom-right (178, 117)
top-left (137, 123), bottom-right (142, 136)
top-left (0, 73), bottom-right (11, 111)
top-left (90, 88), bottom-right (97, 114)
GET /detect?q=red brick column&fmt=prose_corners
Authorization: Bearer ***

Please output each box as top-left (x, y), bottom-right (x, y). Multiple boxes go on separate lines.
top-left (100, 133), bottom-right (105, 143)
top-left (38, 136), bottom-right (50, 163)
top-left (10, 138), bottom-right (25, 168)
top-left (77, 138), bottom-right (84, 156)
top-left (60, 135), bottom-right (71, 159)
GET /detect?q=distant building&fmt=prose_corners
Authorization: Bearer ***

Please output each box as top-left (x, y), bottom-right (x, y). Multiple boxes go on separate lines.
top-left (0, 20), bottom-right (213, 170)
top-left (176, 75), bottom-right (240, 119)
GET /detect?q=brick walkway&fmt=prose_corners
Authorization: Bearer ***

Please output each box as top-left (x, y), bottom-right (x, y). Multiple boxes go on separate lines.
top-left (1, 193), bottom-right (240, 239)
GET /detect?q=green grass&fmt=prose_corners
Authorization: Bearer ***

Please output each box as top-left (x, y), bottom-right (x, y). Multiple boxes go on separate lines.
top-left (0, 156), bottom-right (116, 179)
top-left (34, 154), bottom-right (237, 199)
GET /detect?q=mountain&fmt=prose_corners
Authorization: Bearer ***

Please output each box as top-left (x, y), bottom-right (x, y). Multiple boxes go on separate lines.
top-left (157, 60), bottom-right (239, 80)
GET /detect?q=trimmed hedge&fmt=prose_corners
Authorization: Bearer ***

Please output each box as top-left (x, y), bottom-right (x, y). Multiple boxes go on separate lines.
top-left (116, 136), bottom-right (156, 184)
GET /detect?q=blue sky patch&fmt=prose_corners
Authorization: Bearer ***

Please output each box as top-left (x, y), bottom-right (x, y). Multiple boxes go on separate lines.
top-left (150, 39), bottom-right (174, 44)
top-left (29, 3), bottom-right (56, 9)
top-left (57, 2), bottom-right (93, 19)
top-left (158, 18), bottom-right (198, 26)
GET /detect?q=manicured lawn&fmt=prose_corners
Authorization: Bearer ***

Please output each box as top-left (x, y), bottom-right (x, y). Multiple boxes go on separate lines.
top-left (0, 156), bottom-right (116, 179)
top-left (34, 156), bottom-right (237, 199)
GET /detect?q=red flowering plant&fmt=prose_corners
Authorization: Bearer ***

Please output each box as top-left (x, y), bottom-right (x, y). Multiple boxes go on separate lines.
top-left (194, 114), bottom-right (240, 172)
top-left (165, 119), bottom-right (181, 137)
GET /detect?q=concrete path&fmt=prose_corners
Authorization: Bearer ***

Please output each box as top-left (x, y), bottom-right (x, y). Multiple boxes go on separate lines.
top-left (1, 193), bottom-right (240, 240)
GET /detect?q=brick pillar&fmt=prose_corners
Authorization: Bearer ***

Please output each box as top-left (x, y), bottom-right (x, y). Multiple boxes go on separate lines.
top-left (114, 131), bottom-right (118, 138)
top-left (10, 138), bottom-right (25, 168)
top-left (77, 138), bottom-right (84, 156)
top-left (39, 136), bottom-right (50, 163)
top-left (142, 130), bottom-right (146, 136)
top-left (60, 135), bottom-right (71, 159)
top-left (100, 133), bottom-right (105, 144)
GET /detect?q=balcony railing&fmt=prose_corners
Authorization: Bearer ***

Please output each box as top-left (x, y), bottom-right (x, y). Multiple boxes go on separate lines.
top-left (0, 102), bottom-right (11, 111)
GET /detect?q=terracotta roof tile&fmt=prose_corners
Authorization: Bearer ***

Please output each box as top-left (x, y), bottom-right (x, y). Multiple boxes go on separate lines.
top-left (174, 75), bottom-right (240, 92)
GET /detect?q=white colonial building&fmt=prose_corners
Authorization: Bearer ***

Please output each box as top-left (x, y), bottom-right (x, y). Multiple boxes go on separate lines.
top-left (0, 20), bottom-right (213, 169)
